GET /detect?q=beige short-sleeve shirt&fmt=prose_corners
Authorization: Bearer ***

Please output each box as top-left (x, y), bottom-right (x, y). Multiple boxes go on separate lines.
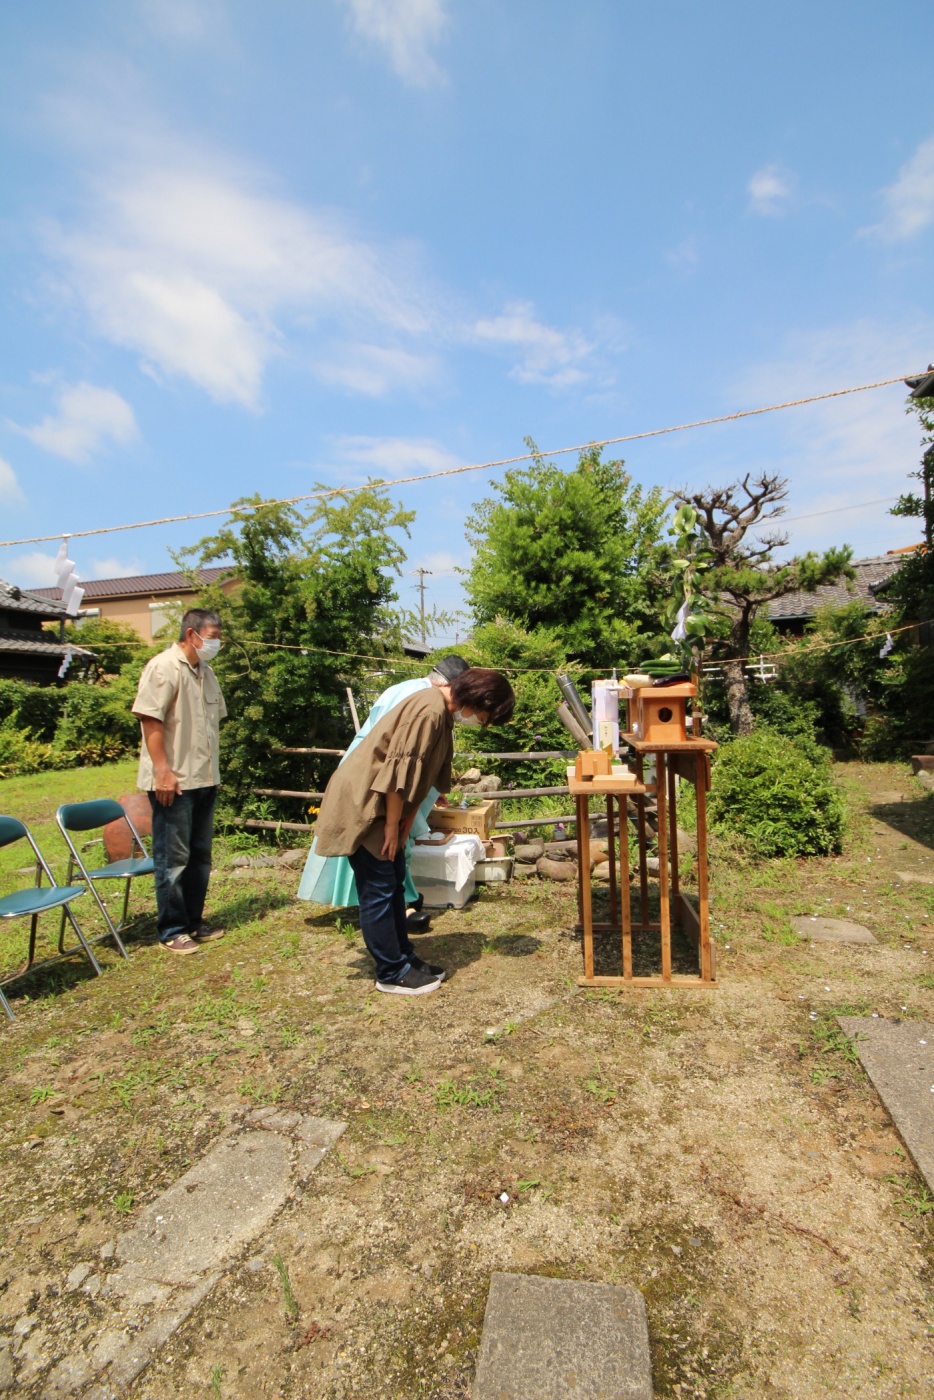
top-left (133, 644), bottom-right (227, 791)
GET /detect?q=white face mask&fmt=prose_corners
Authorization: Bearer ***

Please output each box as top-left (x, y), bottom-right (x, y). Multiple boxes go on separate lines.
top-left (195, 633), bottom-right (222, 662)
top-left (454, 709), bottom-right (482, 727)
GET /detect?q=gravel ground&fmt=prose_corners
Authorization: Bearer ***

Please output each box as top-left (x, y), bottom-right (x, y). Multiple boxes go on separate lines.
top-left (0, 759), bottom-right (933, 1397)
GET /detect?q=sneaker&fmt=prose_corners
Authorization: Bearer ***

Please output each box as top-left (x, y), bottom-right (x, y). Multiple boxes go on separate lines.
top-left (162, 934), bottom-right (200, 955)
top-left (191, 923), bottom-right (225, 942)
top-left (410, 955), bottom-right (446, 983)
top-left (375, 966), bottom-right (442, 996)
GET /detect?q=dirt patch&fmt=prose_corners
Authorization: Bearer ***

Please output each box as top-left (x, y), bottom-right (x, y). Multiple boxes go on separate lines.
top-left (0, 761), bottom-right (933, 1396)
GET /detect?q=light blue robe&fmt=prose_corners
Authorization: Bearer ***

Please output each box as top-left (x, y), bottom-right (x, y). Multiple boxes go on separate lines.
top-left (296, 677), bottom-right (442, 907)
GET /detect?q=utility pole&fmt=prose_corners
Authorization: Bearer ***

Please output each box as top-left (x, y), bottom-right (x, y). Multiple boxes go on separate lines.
top-left (412, 567), bottom-right (432, 642)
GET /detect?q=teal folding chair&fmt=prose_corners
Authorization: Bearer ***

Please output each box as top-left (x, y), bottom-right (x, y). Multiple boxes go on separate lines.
top-left (0, 816), bottom-right (100, 1022)
top-left (56, 800), bottom-right (155, 960)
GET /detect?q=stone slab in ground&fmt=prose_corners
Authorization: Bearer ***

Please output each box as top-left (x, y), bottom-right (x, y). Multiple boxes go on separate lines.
top-left (896, 869), bottom-right (934, 887)
top-left (41, 1113), bottom-right (345, 1399)
top-left (473, 1272), bottom-right (653, 1400)
top-left (792, 916), bottom-right (876, 944)
top-left (838, 1017), bottom-right (934, 1194)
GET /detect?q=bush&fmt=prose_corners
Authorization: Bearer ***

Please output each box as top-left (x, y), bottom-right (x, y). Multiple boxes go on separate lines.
top-left (52, 678), bottom-right (140, 766)
top-left (708, 730), bottom-right (845, 857)
top-left (0, 680), bottom-right (68, 742)
top-left (0, 716), bottom-right (68, 778)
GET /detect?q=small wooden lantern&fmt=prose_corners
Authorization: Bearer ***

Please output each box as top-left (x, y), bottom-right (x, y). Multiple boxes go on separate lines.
top-left (629, 681), bottom-right (695, 745)
top-left (575, 749), bottom-right (612, 781)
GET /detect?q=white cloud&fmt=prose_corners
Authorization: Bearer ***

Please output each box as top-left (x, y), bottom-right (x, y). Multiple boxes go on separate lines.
top-left (747, 163), bottom-right (795, 217)
top-left (472, 301), bottom-right (593, 388)
top-left (415, 549), bottom-right (460, 576)
top-left (7, 551), bottom-right (59, 588)
top-left (89, 556), bottom-right (144, 579)
top-left (0, 457), bottom-right (25, 505)
top-left (339, 0), bottom-right (447, 86)
top-left (49, 161), bottom-right (436, 408)
top-left (312, 342), bottom-right (438, 397)
top-left (725, 317), bottom-right (934, 557)
top-left (330, 434), bottom-right (460, 474)
top-left (666, 237), bottom-right (699, 272)
top-left (13, 382), bottom-right (139, 464)
top-left (139, 0), bottom-right (227, 43)
top-left (863, 135), bottom-right (934, 241)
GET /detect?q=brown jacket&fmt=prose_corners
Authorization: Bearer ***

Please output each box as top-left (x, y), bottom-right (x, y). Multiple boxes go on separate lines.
top-left (314, 686), bottom-right (454, 858)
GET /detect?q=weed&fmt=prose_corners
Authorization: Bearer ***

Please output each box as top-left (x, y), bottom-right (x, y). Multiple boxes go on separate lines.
top-left (113, 1190), bottom-right (134, 1214)
top-left (29, 1085), bottom-right (55, 1105)
top-left (404, 1064), bottom-right (424, 1084)
top-left (334, 917), bottom-right (357, 945)
top-left (516, 1176), bottom-right (553, 1199)
top-left (238, 1074), bottom-right (261, 1102)
top-left (582, 1072), bottom-right (617, 1103)
top-left (276, 931), bottom-right (301, 959)
top-left (209, 1363), bottom-right (224, 1398)
top-left (273, 1252), bottom-right (299, 1321)
top-left (279, 1022), bottom-right (300, 1048)
top-left (435, 1066), bottom-right (504, 1111)
top-left (918, 973), bottom-right (934, 990)
top-left (337, 1151), bottom-right (378, 1180)
top-left (887, 1175), bottom-right (934, 1218)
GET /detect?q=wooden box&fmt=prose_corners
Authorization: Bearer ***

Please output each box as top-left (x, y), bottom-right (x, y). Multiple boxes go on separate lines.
top-left (427, 800), bottom-right (497, 840)
top-left (575, 749), bottom-right (612, 781)
top-left (631, 681), bottom-right (695, 745)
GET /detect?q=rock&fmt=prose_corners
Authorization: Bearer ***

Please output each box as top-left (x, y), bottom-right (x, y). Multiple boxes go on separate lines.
top-left (12, 1317), bottom-right (36, 1338)
top-left (792, 916), bottom-right (876, 944)
top-left (544, 840), bottom-right (579, 858)
top-left (0, 1347), bottom-right (13, 1392)
top-left (512, 864), bottom-right (539, 880)
top-left (537, 857), bottom-right (577, 883)
top-left (229, 855), bottom-right (252, 868)
top-left (917, 772), bottom-right (934, 792)
top-left (251, 856), bottom-right (279, 869)
top-left (65, 1262), bottom-right (92, 1292)
top-left (84, 1273), bottom-right (101, 1298)
top-left (896, 869), bottom-right (934, 887)
top-left (838, 1017), bottom-right (934, 1195)
top-left (476, 775), bottom-right (502, 792)
top-left (474, 1273), bottom-right (652, 1400)
top-left (592, 861), bottom-right (611, 882)
top-left (103, 793), bottom-right (153, 863)
top-left (645, 857), bottom-right (660, 874)
top-left (514, 842), bottom-right (544, 862)
top-left (276, 848), bottom-right (307, 869)
top-left (100, 1240), bottom-right (116, 1260)
top-left (911, 754), bottom-right (934, 775)
top-left (676, 828), bottom-right (697, 854)
top-left (459, 768), bottom-right (482, 784)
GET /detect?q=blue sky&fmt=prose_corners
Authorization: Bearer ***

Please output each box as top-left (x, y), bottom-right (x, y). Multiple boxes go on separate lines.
top-left (1, 0), bottom-right (933, 635)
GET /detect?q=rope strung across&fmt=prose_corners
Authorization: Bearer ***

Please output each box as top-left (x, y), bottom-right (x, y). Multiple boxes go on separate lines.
top-left (0, 372), bottom-right (911, 548)
top-left (49, 617), bottom-right (918, 672)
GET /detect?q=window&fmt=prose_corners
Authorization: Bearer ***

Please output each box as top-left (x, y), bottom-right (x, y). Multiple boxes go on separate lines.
top-left (149, 601), bottom-right (171, 639)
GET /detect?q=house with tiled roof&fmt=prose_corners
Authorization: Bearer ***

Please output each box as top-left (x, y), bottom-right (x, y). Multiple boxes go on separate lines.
top-left (0, 581), bottom-right (94, 684)
top-left (32, 567), bottom-right (237, 643)
top-left (768, 550), bottom-right (920, 635)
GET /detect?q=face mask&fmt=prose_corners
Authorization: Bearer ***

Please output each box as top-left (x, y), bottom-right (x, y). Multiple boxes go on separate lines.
top-left (454, 709), bottom-right (482, 727)
top-left (195, 633), bottom-right (222, 662)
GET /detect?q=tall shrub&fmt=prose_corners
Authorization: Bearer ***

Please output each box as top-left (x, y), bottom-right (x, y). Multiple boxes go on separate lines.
top-left (709, 730), bottom-right (845, 857)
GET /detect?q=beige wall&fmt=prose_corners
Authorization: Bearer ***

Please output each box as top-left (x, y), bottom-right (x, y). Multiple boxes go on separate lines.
top-left (81, 579), bottom-right (239, 642)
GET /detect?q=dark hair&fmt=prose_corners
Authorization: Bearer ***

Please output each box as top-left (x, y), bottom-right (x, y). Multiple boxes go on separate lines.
top-left (179, 608), bottom-right (222, 641)
top-left (430, 654), bottom-right (469, 682)
top-left (450, 668), bottom-right (516, 726)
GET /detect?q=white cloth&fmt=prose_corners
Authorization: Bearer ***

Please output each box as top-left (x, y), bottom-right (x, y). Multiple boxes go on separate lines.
top-left (408, 834), bottom-right (485, 892)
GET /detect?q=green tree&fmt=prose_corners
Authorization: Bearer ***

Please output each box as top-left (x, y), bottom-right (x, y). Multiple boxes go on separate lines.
top-left (464, 442), bottom-right (669, 668)
top-left (677, 474), bottom-right (853, 735)
top-left (887, 392), bottom-right (934, 626)
top-left (176, 488), bottom-right (420, 813)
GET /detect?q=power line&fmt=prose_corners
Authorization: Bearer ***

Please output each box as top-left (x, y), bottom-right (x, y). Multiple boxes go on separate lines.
top-left (0, 372), bottom-right (912, 549)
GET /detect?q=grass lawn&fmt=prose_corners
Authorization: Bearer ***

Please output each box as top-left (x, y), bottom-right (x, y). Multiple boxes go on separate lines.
top-left (0, 758), bottom-right (933, 1397)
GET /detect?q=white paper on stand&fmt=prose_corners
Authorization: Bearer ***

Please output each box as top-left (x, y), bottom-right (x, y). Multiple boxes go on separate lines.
top-left (409, 834), bottom-right (485, 891)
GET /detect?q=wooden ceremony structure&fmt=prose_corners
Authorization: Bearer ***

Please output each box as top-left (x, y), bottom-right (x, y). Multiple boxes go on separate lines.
top-left (573, 680), bottom-right (718, 990)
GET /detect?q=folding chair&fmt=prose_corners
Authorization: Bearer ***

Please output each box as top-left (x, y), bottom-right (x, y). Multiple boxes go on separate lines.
top-left (56, 800), bottom-right (155, 960)
top-left (0, 816), bottom-right (100, 1022)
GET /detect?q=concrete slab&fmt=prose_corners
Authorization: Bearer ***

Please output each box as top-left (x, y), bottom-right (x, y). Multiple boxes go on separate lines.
top-left (473, 1272), bottom-right (653, 1400)
top-left (40, 1115), bottom-right (345, 1399)
top-left (793, 916), bottom-right (876, 944)
top-left (896, 870), bottom-right (934, 887)
top-left (838, 1018), bottom-right (934, 1193)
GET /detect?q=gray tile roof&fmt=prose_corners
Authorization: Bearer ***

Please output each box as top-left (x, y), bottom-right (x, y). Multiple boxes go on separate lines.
top-left (0, 579), bottom-right (69, 619)
top-left (31, 566), bottom-right (231, 603)
top-left (768, 554), bottom-right (910, 622)
top-left (0, 628), bottom-right (94, 658)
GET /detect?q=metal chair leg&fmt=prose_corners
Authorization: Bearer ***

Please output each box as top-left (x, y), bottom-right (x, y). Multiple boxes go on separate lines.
top-left (63, 904), bottom-right (103, 977)
top-left (58, 855), bottom-right (76, 953)
top-left (120, 877), bottom-right (131, 930)
top-left (28, 913), bottom-right (39, 969)
top-left (0, 984), bottom-right (14, 1022)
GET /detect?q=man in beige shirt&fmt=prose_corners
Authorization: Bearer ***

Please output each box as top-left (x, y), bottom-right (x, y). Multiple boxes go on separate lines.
top-left (132, 609), bottom-right (227, 954)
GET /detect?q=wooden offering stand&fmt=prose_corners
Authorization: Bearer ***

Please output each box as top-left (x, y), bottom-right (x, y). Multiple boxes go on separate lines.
top-left (572, 678), bottom-right (718, 990)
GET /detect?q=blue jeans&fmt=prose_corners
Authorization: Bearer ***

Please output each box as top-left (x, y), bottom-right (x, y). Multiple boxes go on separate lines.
top-left (148, 787), bottom-right (218, 942)
top-left (348, 845), bottom-right (414, 983)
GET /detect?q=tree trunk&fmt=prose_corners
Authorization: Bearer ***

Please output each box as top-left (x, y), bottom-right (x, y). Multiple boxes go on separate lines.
top-left (722, 659), bottom-right (754, 735)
